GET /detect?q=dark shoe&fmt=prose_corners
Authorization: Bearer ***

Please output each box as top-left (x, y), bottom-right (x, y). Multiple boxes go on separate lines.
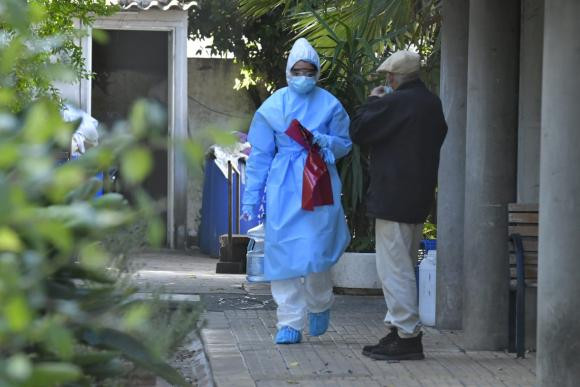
top-left (368, 332), bottom-right (425, 361)
top-left (362, 327), bottom-right (399, 357)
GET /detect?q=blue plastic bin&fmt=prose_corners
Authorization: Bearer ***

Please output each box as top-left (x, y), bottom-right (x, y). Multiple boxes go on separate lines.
top-left (198, 158), bottom-right (263, 257)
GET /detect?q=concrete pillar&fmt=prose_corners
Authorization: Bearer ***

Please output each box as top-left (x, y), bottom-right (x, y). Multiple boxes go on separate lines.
top-left (436, 0), bottom-right (469, 330)
top-left (462, 0), bottom-right (519, 350)
top-left (537, 0), bottom-right (580, 384)
top-left (517, 0), bottom-right (544, 203)
top-left (515, 0), bottom-right (545, 351)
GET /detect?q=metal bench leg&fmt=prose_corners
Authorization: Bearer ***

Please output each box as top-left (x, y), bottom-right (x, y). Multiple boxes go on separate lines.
top-left (511, 233), bottom-right (526, 358)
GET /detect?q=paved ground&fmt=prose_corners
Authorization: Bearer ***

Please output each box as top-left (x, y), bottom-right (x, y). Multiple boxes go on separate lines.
top-left (130, 250), bottom-right (537, 387)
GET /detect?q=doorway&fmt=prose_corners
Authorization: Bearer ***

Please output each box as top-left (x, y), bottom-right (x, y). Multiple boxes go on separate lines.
top-left (92, 29), bottom-right (169, 244)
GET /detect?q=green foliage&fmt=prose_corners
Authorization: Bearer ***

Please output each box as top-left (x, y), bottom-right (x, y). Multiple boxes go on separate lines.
top-left (0, 0), bottom-right (117, 111)
top-left (422, 220), bottom-right (437, 240)
top-left (0, 1), bottom-right (201, 385)
top-left (35, 0), bottom-right (117, 81)
top-left (0, 101), bottom-right (193, 386)
top-left (188, 0), bottom-right (294, 107)
top-left (290, 0), bottom-right (442, 90)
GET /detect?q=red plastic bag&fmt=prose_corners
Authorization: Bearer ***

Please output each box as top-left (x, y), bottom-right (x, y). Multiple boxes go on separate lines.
top-left (285, 119), bottom-right (333, 211)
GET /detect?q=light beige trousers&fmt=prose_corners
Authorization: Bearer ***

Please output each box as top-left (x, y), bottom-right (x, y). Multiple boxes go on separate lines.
top-left (376, 219), bottom-right (423, 337)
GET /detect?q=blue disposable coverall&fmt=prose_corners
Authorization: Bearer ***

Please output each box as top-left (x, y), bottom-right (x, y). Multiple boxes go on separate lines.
top-left (243, 39), bottom-right (352, 283)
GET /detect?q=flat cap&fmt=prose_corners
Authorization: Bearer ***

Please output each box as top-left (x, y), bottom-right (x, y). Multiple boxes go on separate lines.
top-left (376, 50), bottom-right (421, 74)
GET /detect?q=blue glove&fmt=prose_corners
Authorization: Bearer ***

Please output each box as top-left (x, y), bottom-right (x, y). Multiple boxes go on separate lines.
top-left (312, 132), bottom-right (331, 148)
top-left (320, 148), bottom-right (335, 165)
top-left (241, 204), bottom-right (254, 221)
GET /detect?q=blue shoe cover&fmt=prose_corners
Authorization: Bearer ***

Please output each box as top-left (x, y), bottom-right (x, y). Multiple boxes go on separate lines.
top-left (309, 309), bottom-right (330, 336)
top-left (275, 326), bottom-right (302, 344)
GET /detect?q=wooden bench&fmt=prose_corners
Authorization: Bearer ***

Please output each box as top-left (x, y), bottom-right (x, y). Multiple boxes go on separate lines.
top-left (508, 203), bottom-right (538, 358)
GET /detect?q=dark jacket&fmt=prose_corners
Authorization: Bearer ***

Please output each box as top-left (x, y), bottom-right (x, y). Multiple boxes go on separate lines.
top-left (349, 79), bottom-right (447, 223)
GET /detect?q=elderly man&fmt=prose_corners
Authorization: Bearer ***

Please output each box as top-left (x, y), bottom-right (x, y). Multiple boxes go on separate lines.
top-left (350, 50), bottom-right (447, 360)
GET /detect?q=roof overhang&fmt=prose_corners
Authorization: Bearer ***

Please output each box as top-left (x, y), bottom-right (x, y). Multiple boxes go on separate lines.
top-left (106, 0), bottom-right (196, 11)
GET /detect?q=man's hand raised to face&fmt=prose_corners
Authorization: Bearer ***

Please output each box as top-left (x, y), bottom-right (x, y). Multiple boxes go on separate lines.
top-left (370, 86), bottom-right (387, 98)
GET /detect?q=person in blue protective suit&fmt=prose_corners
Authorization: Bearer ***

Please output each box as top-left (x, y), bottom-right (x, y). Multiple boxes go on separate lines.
top-left (241, 38), bottom-right (352, 345)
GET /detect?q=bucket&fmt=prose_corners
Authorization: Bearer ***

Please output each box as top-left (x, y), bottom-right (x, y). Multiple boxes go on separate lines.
top-left (246, 224), bottom-right (268, 282)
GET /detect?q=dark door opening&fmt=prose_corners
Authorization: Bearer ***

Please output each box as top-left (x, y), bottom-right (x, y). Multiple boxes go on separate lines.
top-left (92, 29), bottom-right (169, 244)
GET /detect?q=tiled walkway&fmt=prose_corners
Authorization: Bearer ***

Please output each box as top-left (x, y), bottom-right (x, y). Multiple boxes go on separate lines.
top-left (202, 302), bottom-right (536, 387)
top-left (130, 250), bottom-right (536, 386)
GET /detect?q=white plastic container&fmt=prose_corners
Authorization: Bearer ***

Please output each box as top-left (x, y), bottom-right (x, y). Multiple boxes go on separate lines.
top-left (246, 224), bottom-right (268, 282)
top-left (419, 250), bottom-right (437, 326)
